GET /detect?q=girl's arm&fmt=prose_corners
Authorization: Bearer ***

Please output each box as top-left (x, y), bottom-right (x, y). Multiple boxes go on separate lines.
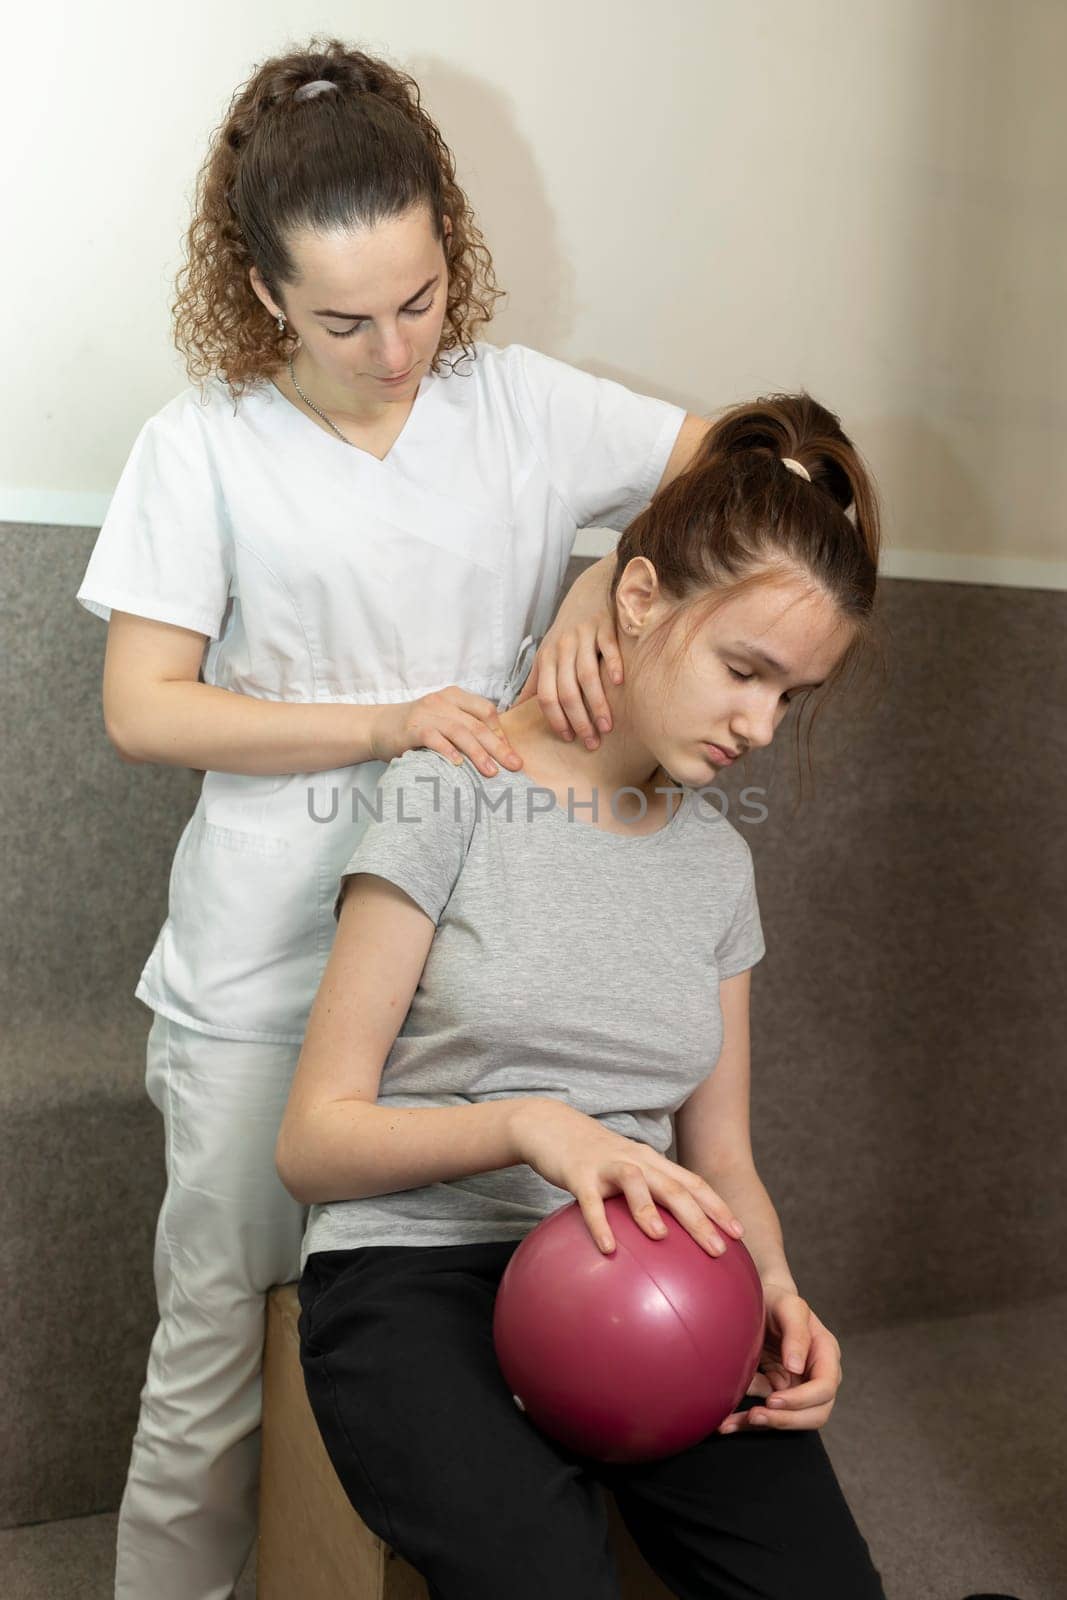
top-left (275, 873), bottom-right (530, 1204)
top-left (674, 969), bottom-right (798, 1293)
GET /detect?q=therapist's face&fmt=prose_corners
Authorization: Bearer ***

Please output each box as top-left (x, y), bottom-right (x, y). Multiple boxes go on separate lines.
top-left (615, 559), bottom-right (852, 788)
top-left (250, 204), bottom-right (451, 402)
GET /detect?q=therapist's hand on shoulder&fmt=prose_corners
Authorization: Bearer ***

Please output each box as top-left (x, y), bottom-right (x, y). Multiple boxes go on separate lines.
top-left (370, 688), bottom-right (523, 779)
top-left (514, 557), bottom-right (622, 750)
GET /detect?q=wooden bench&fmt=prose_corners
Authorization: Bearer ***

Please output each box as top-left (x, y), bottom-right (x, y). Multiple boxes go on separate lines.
top-left (258, 1281), bottom-right (676, 1598)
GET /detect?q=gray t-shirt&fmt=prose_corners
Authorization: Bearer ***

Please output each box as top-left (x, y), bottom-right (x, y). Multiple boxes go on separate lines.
top-left (300, 747), bottom-right (765, 1266)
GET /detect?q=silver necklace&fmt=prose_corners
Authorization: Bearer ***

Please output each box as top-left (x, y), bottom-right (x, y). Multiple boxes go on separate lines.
top-left (287, 355), bottom-right (357, 447)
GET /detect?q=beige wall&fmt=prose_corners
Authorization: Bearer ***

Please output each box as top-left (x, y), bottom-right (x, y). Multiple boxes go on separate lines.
top-left (3, 0), bottom-right (1064, 584)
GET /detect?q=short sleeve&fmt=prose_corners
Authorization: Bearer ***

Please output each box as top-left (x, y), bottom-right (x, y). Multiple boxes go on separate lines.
top-left (715, 850), bottom-right (766, 980)
top-left (334, 751), bottom-right (478, 924)
top-left (76, 398), bottom-right (232, 639)
top-left (508, 343), bottom-right (686, 532)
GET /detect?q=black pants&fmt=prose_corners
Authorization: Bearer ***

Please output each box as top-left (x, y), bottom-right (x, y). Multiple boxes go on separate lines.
top-left (298, 1240), bottom-right (887, 1600)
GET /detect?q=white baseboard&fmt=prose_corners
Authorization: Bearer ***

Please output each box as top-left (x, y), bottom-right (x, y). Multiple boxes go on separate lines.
top-left (572, 528), bottom-right (1067, 592)
top-left (3, 492), bottom-right (1063, 593)
top-left (2, 490), bottom-right (113, 528)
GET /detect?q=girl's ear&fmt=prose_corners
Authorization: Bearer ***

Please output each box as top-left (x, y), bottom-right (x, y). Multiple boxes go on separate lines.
top-left (615, 555), bottom-right (661, 635)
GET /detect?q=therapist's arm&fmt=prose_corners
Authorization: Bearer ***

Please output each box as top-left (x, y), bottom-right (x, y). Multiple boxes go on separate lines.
top-left (516, 413), bottom-right (713, 740)
top-left (655, 412), bottom-right (715, 492)
top-left (275, 873), bottom-right (531, 1205)
top-left (100, 610), bottom-right (519, 778)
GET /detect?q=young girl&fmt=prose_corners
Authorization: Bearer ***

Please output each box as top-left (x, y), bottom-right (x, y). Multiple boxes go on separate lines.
top-left (76, 36), bottom-right (714, 1599)
top-left (277, 393), bottom-right (891, 1598)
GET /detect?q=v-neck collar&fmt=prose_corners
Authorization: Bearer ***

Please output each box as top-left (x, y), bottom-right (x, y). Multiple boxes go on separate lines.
top-left (262, 366), bottom-right (435, 467)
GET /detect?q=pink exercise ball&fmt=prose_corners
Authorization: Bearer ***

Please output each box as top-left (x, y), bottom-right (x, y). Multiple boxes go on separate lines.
top-left (493, 1194), bottom-right (765, 1463)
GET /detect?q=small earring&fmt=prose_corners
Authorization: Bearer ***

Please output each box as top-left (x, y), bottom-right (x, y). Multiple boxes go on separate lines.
top-left (276, 314), bottom-right (286, 333)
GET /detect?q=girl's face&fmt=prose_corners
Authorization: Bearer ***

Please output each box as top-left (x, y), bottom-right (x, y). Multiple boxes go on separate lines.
top-left (617, 563), bottom-right (854, 789)
top-left (250, 204), bottom-right (451, 402)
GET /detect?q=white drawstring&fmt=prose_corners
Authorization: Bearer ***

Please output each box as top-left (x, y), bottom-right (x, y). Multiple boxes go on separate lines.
top-left (497, 634), bottom-right (539, 711)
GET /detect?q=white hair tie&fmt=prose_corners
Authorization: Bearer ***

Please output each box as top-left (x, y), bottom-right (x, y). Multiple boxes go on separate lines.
top-left (294, 79), bottom-right (338, 102)
top-left (781, 457), bottom-right (811, 482)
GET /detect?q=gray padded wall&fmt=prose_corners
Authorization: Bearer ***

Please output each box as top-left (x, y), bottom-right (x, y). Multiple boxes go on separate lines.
top-left (2, 525), bottom-right (1064, 1525)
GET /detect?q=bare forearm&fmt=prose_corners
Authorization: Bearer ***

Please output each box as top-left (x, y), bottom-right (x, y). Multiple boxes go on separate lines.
top-left (569, 552), bottom-right (616, 600)
top-left (278, 1097), bottom-right (531, 1206)
top-left (699, 1160), bottom-right (799, 1292)
top-left (113, 681), bottom-right (387, 775)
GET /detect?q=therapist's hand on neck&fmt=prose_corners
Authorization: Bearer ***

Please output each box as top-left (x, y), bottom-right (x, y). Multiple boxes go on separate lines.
top-left (514, 556), bottom-right (622, 751)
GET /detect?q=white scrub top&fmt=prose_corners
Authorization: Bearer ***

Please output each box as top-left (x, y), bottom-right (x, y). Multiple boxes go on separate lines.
top-left (77, 340), bottom-right (686, 1042)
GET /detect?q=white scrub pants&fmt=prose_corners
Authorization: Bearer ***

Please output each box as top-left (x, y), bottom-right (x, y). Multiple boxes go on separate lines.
top-left (115, 1013), bottom-right (307, 1600)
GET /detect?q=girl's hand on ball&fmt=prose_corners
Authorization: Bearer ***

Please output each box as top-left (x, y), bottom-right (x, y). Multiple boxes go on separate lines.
top-left (512, 1097), bottom-right (745, 1257)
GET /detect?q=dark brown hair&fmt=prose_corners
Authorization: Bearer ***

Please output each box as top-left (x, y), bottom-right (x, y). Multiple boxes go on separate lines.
top-left (172, 36), bottom-right (504, 401)
top-left (611, 391), bottom-right (884, 795)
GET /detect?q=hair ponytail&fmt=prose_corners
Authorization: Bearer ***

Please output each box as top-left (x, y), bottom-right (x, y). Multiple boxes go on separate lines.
top-left (692, 392), bottom-right (879, 569)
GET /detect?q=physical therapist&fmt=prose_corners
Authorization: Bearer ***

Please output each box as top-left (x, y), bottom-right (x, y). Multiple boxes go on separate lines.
top-left (77, 37), bottom-right (712, 1600)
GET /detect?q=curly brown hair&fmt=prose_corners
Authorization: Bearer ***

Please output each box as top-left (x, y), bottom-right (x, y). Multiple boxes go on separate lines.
top-left (172, 36), bottom-right (505, 403)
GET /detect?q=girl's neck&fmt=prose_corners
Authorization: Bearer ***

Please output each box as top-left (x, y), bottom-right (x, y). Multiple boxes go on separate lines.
top-left (498, 699), bottom-right (672, 814)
